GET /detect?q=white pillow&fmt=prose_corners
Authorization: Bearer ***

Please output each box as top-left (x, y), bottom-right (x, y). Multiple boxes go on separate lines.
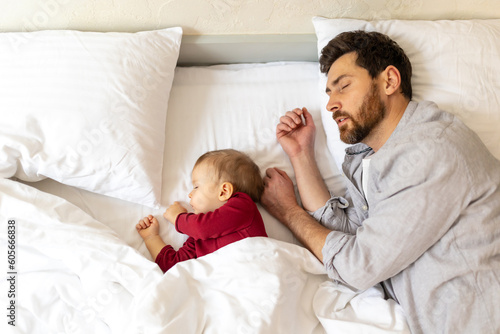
top-left (313, 17), bottom-right (500, 167)
top-left (0, 27), bottom-right (182, 208)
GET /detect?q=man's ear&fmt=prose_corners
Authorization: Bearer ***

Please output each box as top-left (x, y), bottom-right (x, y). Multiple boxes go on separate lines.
top-left (382, 65), bottom-right (402, 96)
top-left (218, 182), bottom-right (234, 201)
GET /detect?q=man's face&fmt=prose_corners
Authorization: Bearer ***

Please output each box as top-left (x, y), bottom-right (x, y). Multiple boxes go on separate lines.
top-left (325, 52), bottom-right (386, 145)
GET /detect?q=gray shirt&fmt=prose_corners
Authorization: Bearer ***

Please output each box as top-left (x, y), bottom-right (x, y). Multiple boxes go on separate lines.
top-left (312, 101), bottom-right (500, 334)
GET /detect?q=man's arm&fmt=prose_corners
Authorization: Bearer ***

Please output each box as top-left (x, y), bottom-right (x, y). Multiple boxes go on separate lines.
top-left (262, 167), bottom-right (331, 262)
top-left (283, 207), bottom-right (331, 262)
top-left (289, 150), bottom-right (331, 212)
top-left (261, 107), bottom-right (334, 261)
top-left (275, 107), bottom-right (331, 211)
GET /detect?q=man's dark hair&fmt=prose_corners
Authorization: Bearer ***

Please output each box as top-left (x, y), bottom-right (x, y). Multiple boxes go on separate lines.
top-left (319, 30), bottom-right (413, 100)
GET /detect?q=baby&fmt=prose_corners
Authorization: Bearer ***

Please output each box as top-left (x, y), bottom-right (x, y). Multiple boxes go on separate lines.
top-left (136, 149), bottom-right (268, 272)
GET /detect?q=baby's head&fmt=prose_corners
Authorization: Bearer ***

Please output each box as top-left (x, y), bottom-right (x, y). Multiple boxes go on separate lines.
top-left (189, 149), bottom-right (263, 214)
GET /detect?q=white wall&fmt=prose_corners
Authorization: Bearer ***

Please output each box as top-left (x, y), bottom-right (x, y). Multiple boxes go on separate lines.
top-left (1, 0), bottom-right (499, 34)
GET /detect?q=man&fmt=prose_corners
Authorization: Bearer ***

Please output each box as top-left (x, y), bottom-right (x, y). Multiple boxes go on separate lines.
top-left (261, 30), bottom-right (500, 333)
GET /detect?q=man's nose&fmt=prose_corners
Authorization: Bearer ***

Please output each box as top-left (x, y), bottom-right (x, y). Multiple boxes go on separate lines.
top-left (326, 94), bottom-right (341, 113)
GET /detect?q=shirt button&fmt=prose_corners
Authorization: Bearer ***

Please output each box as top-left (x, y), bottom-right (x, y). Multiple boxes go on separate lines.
top-left (362, 205), bottom-right (368, 211)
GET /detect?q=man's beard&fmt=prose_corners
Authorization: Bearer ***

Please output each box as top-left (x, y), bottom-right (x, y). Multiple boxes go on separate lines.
top-left (335, 81), bottom-right (387, 145)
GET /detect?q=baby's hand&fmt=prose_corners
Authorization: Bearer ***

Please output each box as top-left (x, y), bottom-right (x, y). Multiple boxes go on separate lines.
top-left (164, 202), bottom-right (188, 225)
top-left (136, 215), bottom-right (160, 240)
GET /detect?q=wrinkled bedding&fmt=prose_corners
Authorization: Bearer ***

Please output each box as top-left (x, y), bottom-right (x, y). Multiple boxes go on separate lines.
top-left (0, 178), bottom-right (409, 333)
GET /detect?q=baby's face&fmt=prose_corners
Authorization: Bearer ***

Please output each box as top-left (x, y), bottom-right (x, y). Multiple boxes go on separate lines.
top-left (188, 163), bottom-right (225, 214)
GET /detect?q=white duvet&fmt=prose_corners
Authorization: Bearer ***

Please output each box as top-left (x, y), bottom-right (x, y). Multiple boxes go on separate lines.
top-left (0, 178), bottom-right (409, 334)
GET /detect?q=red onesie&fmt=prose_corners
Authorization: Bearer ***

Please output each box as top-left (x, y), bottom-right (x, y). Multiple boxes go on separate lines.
top-left (155, 192), bottom-right (267, 272)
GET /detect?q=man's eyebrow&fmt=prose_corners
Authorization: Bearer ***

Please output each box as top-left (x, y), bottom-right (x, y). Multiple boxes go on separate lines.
top-left (325, 74), bottom-right (351, 94)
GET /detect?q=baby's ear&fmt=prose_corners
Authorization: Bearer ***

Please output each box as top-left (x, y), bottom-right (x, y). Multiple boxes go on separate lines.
top-left (218, 182), bottom-right (234, 201)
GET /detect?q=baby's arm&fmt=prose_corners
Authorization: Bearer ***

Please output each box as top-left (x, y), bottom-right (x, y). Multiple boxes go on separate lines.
top-left (136, 215), bottom-right (167, 261)
top-left (163, 202), bottom-right (188, 225)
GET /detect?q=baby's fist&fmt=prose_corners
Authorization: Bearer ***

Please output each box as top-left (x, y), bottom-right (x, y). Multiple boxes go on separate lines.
top-left (164, 202), bottom-right (188, 224)
top-left (136, 215), bottom-right (160, 240)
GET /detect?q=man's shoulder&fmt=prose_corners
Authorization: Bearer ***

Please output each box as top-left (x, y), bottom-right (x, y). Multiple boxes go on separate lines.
top-left (374, 100), bottom-right (493, 179)
top-left (405, 100), bottom-right (456, 132)
top-left (392, 100), bottom-right (476, 148)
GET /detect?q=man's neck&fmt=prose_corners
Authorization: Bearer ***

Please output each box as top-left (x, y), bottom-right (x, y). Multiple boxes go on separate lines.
top-left (364, 97), bottom-right (410, 152)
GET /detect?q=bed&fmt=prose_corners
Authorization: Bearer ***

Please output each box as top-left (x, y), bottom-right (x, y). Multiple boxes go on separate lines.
top-left (1, 17), bottom-right (499, 334)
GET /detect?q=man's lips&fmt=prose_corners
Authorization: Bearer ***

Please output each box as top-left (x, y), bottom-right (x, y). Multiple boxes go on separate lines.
top-left (334, 116), bottom-right (349, 126)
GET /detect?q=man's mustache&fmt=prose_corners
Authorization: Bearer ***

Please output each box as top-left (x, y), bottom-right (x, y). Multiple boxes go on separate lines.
top-left (332, 110), bottom-right (351, 121)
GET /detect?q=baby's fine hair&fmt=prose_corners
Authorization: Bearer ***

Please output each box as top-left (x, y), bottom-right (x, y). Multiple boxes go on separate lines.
top-left (194, 149), bottom-right (264, 202)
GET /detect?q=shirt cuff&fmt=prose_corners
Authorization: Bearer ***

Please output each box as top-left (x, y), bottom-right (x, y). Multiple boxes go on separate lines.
top-left (322, 230), bottom-right (351, 284)
top-left (175, 213), bottom-right (187, 233)
top-left (308, 194), bottom-right (350, 230)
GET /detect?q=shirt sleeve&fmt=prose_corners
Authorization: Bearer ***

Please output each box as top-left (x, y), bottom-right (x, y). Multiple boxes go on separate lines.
top-left (155, 237), bottom-right (197, 272)
top-left (321, 138), bottom-right (472, 290)
top-left (175, 193), bottom-right (255, 240)
top-left (309, 191), bottom-right (361, 235)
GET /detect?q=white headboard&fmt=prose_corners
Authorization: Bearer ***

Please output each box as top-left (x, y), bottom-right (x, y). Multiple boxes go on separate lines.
top-left (177, 34), bottom-right (318, 66)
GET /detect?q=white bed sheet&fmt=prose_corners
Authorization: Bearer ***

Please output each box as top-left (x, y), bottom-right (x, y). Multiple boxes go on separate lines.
top-left (1, 62), bottom-right (410, 333)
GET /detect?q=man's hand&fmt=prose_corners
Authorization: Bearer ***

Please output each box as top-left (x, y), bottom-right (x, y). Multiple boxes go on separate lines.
top-left (276, 107), bottom-right (316, 159)
top-left (261, 167), bottom-right (301, 225)
top-left (262, 167), bottom-right (330, 263)
top-left (164, 202), bottom-right (188, 225)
